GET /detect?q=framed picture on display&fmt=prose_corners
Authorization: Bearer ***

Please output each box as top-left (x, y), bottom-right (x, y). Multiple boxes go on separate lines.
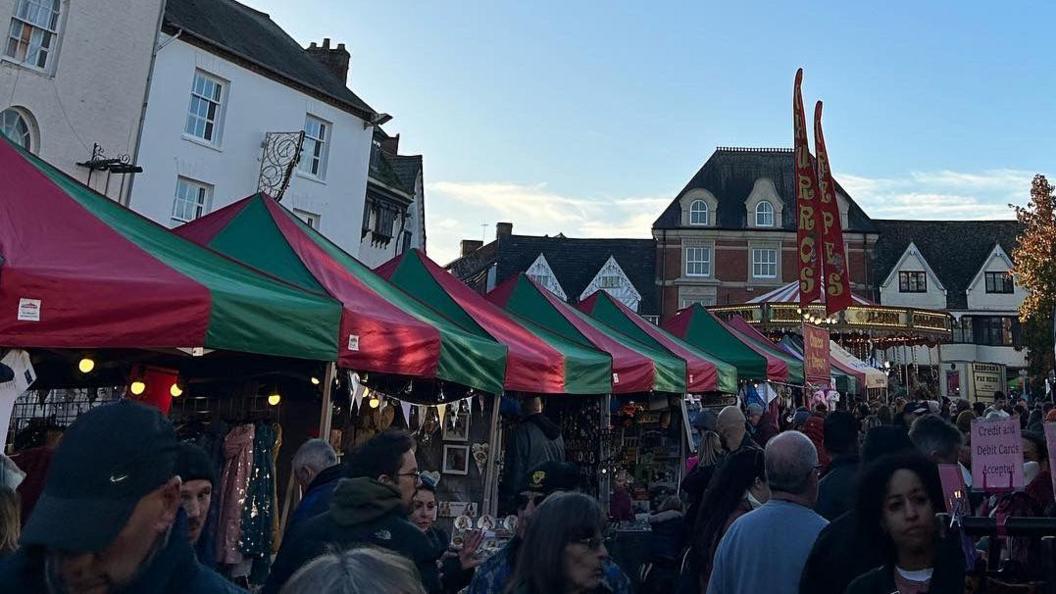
top-left (442, 444), bottom-right (470, 475)
top-left (442, 406), bottom-right (471, 442)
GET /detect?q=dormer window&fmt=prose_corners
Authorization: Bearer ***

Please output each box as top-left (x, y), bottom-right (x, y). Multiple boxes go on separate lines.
top-left (755, 200), bottom-right (774, 227)
top-left (689, 200), bottom-right (708, 226)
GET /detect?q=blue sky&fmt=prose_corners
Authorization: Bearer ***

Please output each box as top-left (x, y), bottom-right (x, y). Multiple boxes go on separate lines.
top-left (244, 0), bottom-right (1053, 264)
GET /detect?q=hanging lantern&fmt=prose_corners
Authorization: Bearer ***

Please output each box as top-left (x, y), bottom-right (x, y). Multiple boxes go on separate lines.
top-left (268, 392), bottom-right (282, 406)
top-left (169, 382), bottom-right (183, 398)
top-left (310, 376), bottom-right (321, 386)
top-left (130, 381), bottom-right (146, 396)
top-left (78, 357), bottom-right (95, 374)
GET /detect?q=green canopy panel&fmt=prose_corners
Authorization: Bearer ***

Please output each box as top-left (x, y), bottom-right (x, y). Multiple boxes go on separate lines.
top-left (723, 316), bottom-right (805, 385)
top-left (663, 305), bottom-right (787, 382)
top-left (489, 275), bottom-right (686, 394)
top-left (176, 195), bottom-right (507, 394)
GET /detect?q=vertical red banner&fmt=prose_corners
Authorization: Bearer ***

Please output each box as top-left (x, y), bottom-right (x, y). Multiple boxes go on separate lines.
top-left (813, 101), bottom-right (853, 316)
top-left (802, 323), bottom-right (831, 387)
top-left (793, 69), bottom-right (823, 307)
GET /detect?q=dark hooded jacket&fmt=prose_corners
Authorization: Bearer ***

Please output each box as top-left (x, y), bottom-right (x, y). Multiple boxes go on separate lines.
top-left (286, 463), bottom-right (343, 532)
top-left (0, 511), bottom-right (244, 594)
top-left (499, 414), bottom-right (564, 511)
top-left (261, 478), bottom-right (441, 594)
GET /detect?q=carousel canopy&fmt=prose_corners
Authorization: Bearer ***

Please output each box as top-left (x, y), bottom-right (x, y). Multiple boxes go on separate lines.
top-left (724, 316), bottom-right (806, 385)
top-left (489, 275), bottom-right (686, 394)
top-left (577, 291), bottom-right (738, 394)
top-left (0, 137), bottom-right (341, 360)
top-left (176, 194), bottom-right (507, 394)
top-left (663, 304), bottom-right (788, 383)
top-left (747, 281), bottom-right (874, 305)
top-left (778, 335), bottom-right (860, 395)
top-left (829, 341), bottom-right (888, 389)
top-left (375, 249), bottom-right (612, 395)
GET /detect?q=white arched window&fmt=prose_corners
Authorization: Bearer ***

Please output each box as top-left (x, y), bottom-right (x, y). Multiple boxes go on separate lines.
top-left (1, 108), bottom-right (35, 152)
top-left (755, 200), bottom-right (774, 227)
top-left (689, 200), bottom-right (708, 226)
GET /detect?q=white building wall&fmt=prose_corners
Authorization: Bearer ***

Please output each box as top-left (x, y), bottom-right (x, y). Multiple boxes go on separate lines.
top-left (0, 0), bottom-right (162, 200)
top-left (879, 250), bottom-right (947, 310)
top-left (130, 37), bottom-right (372, 255)
top-left (966, 246), bottom-right (1027, 313)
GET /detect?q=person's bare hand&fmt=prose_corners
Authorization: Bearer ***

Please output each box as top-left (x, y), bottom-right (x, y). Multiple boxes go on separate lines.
top-left (458, 530), bottom-right (485, 570)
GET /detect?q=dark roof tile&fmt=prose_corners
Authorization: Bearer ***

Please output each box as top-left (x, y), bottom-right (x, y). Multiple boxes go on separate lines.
top-left (653, 147), bottom-right (875, 233)
top-left (164, 0), bottom-right (376, 119)
top-left (872, 219), bottom-right (1023, 310)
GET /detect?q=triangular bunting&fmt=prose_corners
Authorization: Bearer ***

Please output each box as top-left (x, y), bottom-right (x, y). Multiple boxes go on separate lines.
top-left (437, 403), bottom-right (447, 428)
top-left (400, 400), bottom-right (412, 428)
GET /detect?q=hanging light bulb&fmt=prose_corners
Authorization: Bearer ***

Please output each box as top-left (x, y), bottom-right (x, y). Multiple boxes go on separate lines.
top-left (368, 395), bottom-right (380, 409)
top-left (78, 357), bottom-right (95, 374)
top-left (268, 392), bottom-right (282, 406)
top-left (310, 376), bottom-right (321, 386)
top-left (130, 380), bottom-right (146, 396)
top-left (170, 383), bottom-right (183, 398)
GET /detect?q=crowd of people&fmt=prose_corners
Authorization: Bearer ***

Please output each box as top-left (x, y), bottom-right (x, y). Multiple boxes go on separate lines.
top-left (0, 389), bottom-right (1053, 593)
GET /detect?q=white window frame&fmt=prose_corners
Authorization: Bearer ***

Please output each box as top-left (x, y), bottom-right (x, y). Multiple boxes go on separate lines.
top-left (293, 208), bottom-right (321, 230)
top-left (1, 107), bottom-right (35, 152)
top-left (681, 297), bottom-right (715, 309)
top-left (183, 70), bottom-right (226, 146)
top-left (598, 274), bottom-right (622, 289)
top-left (170, 177), bottom-right (213, 225)
top-left (298, 114), bottom-right (331, 180)
top-left (4, 0), bottom-right (61, 71)
top-left (685, 246), bottom-right (711, 277)
top-left (751, 248), bottom-right (777, 279)
top-left (642, 315), bottom-right (660, 325)
top-left (689, 200), bottom-right (709, 226)
top-left (755, 200), bottom-right (775, 227)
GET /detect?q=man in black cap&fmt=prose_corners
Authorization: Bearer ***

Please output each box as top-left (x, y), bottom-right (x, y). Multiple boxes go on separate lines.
top-left (466, 461), bottom-right (631, 594)
top-left (175, 443), bottom-right (216, 550)
top-left (0, 400), bottom-right (243, 593)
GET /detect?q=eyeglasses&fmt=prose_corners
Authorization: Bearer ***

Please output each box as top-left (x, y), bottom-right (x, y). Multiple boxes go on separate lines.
top-left (397, 471), bottom-right (421, 486)
top-left (573, 535), bottom-right (605, 551)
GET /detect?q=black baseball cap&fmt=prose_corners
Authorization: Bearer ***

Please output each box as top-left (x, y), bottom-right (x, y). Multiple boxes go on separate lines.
top-left (22, 400), bottom-right (179, 552)
top-left (522, 461), bottom-right (582, 496)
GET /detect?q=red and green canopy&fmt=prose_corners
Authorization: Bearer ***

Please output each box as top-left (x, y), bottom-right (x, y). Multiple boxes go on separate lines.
top-left (375, 249), bottom-right (612, 395)
top-left (723, 316), bottom-right (805, 385)
top-left (175, 195), bottom-right (507, 394)
top-left (576, 291), bottom-right (738, 394)
top-left (663, 304), bottom-right (787, 382)
top-left (489, 275), bottom-right (685, 394)
top-left (0, 137), bottom-right (341, 360)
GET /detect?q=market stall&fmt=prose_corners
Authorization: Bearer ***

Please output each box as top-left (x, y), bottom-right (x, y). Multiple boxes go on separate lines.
top-left (722, 316), bottom-right (806, 386)
top-left (664, 304), bottom-right (790, 383)
top-left (778, 334), bottom-right (860, 395)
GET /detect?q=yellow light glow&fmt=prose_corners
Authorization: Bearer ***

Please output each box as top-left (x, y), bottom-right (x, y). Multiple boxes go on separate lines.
top-left (368, 396), bottom-right (380, 409)
top-left (170, 383), bottom-right (183, 398)
top-left (78, 358), bottom-right (95, 373)
top-left (310, 376), bottom-right (321, 385)
top-left (130, 381), bottom-right (146, 396)
top-left (268, 393), bottom-right (281, 406)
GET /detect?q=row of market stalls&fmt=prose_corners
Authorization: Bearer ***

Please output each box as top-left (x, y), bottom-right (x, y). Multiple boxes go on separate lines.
top-left (0, 134), bottom-right (893, 583)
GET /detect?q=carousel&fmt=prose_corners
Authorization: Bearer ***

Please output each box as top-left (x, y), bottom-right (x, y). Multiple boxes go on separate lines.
top-left (709, 282), bottom-right (953, 396)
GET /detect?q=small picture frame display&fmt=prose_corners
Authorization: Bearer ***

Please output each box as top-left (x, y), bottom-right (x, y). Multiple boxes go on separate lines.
top-left (442, 444), bottom-right (470, 475)
top-left (442, 405), bottom-right (471, 442)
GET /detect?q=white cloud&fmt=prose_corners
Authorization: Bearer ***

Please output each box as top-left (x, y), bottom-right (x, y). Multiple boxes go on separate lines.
top-left (425, 181), bottom-right (670, 264)
top-left (834, 168), bottom-right (1033, 220)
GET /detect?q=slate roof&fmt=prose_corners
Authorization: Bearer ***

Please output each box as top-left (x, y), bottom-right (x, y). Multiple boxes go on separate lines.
top-left (872, 219), bottom-right (1023, 310)
top-left (447, 235), bottom-right (660, 315)
top-left (653, 147), bottom-right (876, 233)
top-left (390, 155), bottom-right (423, 194)
top-left (164, 0), bottom-right (376, 120)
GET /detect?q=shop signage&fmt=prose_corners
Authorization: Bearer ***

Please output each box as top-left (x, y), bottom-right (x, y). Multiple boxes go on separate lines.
top-left (17, 298), bottom-right (40, 322)
top-left (970, 417), bottom-right (1024, 492)
top-left (972, 363), bottom-right (1006, 399)
top-left (803, 323), bottom-right (831, 387)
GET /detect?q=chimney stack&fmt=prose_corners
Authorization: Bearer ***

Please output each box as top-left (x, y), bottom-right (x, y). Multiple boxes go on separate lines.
top-left (306, 37), bottom-right (351, 83)
top-left (460, 240), bottom-right (483, 257)
top-left (496, 222), bottom-right (513, 239)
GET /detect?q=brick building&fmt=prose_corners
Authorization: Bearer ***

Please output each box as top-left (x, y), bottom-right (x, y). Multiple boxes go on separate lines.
top-left (651, 147), bottom-right (878, 322)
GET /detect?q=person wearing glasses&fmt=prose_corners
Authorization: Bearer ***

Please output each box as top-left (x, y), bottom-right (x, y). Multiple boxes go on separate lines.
top-left (507, 492), bottom-right (611, 594)
top-left (263, 430), bottom-right (441, 594)
top-left (467, 461), bottom-right (631, 594)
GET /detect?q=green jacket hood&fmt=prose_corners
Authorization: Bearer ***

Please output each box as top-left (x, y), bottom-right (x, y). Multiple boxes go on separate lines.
top-left (328, 477), bottom-right (404, 526)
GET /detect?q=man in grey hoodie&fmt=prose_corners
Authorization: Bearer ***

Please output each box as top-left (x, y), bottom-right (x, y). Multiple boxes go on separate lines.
top-left (499, 396), bottom-right (565, 514)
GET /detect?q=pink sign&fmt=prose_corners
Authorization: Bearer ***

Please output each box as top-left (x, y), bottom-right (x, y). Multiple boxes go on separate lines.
top-left (970, 417), bottom-right (1024, 492)
top-left (1044, 423), bottom-right (1056, 499)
